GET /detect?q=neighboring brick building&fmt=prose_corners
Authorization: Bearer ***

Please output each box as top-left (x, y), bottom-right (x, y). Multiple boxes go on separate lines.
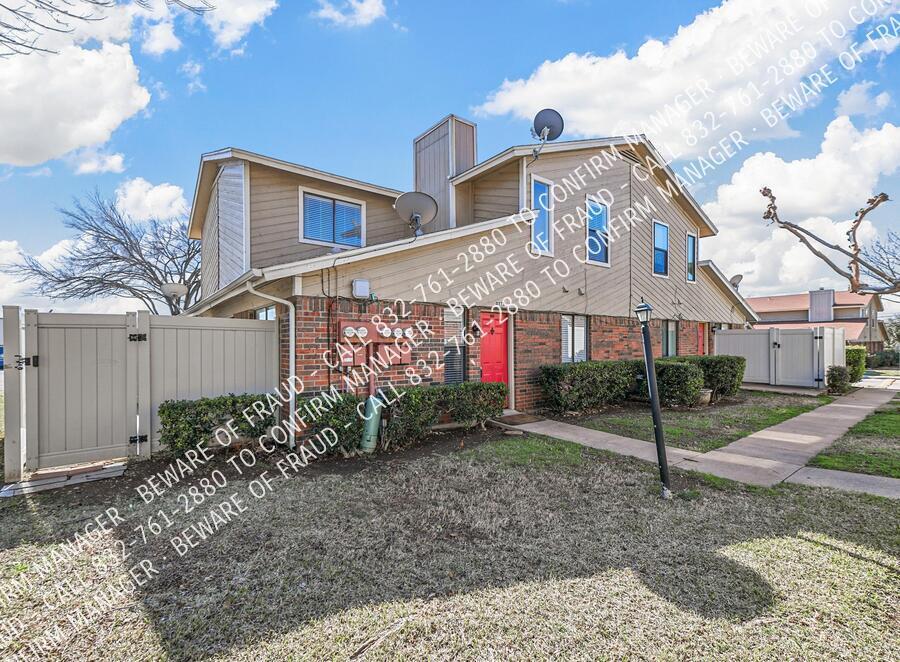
top-left (185, 115), bottom-right (758, 412)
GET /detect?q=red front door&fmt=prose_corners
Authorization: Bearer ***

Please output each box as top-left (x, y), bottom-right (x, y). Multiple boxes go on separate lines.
top-left (480, 312), bottom-right (508, 387)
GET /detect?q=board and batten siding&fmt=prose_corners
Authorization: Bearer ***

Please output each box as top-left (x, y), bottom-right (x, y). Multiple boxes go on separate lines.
top-left (200, 182), bottom-right (220, 300)
top-left (415, 121), bottom-right (451, 233)
top-left (200, 161), bottom-right (247, 299)
top-left (301, 146), bottom-right (748, 326)
top-left (249, 163), bottom-right (405, 269)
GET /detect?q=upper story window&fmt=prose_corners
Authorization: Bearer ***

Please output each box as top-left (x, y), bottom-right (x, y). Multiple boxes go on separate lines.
top-left (586, 196), bottom-right (609, 265)
top-left (300, 188), bottom-right (365, 248)
top-left (686, 233), bottom-right (697, 282)
top-left (531, 176), bottom-right (554, 255)
top-left (653, 221), bottom-right (669, 276)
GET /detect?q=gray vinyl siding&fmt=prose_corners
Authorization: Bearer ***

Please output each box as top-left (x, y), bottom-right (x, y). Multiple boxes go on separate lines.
top-left (218, 163), bottom-right (246, 287)
top-left (834, 307), bottom-right (864, 320)
top-left (249, 163), bottom-right (404, 269)
top-left (299, 146), bottom-right (749, 326)
top-left (454, 120), bottom-right (476, 175)
top-left (758, 309), bottom-right (809, 322)
top-left (200, 183), bottom-right (220, 300)
top-left (200, 162), bottom-right (246, 298)
top-left (414, 121), bottom-right (451, 233)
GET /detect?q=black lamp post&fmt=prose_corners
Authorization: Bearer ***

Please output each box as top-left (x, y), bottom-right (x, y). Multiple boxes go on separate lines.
top-left (635, 300), bottom-right (672, 499)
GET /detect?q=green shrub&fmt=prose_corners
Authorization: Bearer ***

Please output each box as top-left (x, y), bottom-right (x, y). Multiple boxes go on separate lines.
top-left (874, 349), bottom-right (898, 367)
top-left (846, 345), bottom-right (866, 382)
top-left (655, 360), bottom-right (704, 406)
top-left (827, 366), bottom-right (851, 394)
top-left (672, 355), bottom-right (746, 399)
top-left (446, 381), bottom-right (507, 427)
top-left (301, 390), bottom-right (365, 455)
top-left (540, 360), bottom-right (638, 411)
top-left (385, 386), bottom-right (441, 447)
top-left (385, 382), bottom-right (507, 448)
top-left (158, 394), bottom-right (277, 457)
top-left (866, 353), bottom-right (883, 369)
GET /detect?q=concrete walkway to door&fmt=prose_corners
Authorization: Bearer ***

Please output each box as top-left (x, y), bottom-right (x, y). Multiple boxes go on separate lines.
top-left (515, 388), bottom-right (899, 498)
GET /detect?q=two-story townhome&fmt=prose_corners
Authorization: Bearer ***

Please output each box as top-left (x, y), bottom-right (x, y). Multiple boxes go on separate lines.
top-left (184, 115), bottom-right (758, 411)
top-left (747, 289), bottom-right (887, 353)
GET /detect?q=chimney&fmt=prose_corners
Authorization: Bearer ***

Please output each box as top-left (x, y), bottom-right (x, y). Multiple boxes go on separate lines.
top-left (414, 115), bottom-right (477, 233)
top-left (809, 288), bottom-right (834, 322)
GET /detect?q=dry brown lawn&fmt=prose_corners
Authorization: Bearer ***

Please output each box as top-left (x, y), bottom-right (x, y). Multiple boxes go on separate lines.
top-left (0, 433), bottom-right (897, 660)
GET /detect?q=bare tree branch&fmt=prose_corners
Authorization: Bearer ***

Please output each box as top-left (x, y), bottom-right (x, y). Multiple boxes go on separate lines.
top-left (760, 187), bottom-right (898, 296)
top-left (2, 191), bottom-right (200, 314)
top-left (0, 0), bottom-right (214, 57)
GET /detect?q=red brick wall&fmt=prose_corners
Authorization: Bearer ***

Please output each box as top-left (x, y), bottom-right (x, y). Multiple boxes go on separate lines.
top-left (281, 296), bottom-right (445, 398)
top-left (677, 320), bottom-right (700, 356)
top-left (513, 310), bottom-right (562, 411)
top-left (590, 315), bottom-right (663, 360)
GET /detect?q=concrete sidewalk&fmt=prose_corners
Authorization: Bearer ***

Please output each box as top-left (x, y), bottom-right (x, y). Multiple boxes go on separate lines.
top-left (516, 388), bottom-right (899, 498)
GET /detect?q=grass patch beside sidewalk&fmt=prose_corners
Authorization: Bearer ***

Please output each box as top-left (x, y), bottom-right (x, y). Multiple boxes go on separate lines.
top-left (809, 398), bottom-right (900, 479)
top-left (576, 389), bottom-right (833, 453)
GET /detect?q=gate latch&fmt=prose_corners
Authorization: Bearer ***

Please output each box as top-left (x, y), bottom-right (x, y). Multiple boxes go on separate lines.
top-left (14, 355), bottom-right (38, 369)
top-left (128, 333), bottom-right (147, 342)
top-left (129, 435), bottom-right (148, 445)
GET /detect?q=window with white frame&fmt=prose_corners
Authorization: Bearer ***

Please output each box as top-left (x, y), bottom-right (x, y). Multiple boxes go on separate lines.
top-left (256, 305), bottom-right (276, 321)
top-left (300, 189), bottom-right (364, 248)
top-left (661, 320), bottom-right (677, 357)
top-left (531, 176), bottom-right (553, 255)
top-left (586, 197), bottom-right (609, 265)
top-left (686, 233), bottom-right (697, 282)
top-left (561, 314), bottom-right (588, 363)
top-left (443, 307), bottom-right (465, 384)
top-left (653, 221), bottom-right (669, 276)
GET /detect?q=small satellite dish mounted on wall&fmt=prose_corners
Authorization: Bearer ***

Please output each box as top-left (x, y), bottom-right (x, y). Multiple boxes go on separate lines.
top-left (530, 108), bottom-right (564, 162)
top-left (729, 274), bottom-right (744, 291)
top-left (394, 191), bottom-right (438, 236)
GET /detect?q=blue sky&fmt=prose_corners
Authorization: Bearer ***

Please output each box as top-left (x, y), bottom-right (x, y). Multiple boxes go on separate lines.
top-left (1, 0), bottom-right (899, 312)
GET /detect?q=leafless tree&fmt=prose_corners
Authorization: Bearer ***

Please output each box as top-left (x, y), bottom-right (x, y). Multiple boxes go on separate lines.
top-left (3, 192), bottom-right (200, 314)
top-left (760, 187), bottom-right (899, 296)
top-left (0, 0), bottom-right (213, 57)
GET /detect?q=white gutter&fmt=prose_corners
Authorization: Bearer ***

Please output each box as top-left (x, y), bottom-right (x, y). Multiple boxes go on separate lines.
top-left (245, 280), bottom-right (297, 450)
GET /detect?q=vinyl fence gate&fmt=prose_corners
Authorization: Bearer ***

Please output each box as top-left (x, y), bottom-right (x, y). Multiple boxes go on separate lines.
top-left (714, 327), bottom-right (845, 389)
top-left (3, 307), bottom-right (278, 482)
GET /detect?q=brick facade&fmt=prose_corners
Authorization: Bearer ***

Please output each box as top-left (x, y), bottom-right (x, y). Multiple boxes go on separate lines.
top-left (236, 296), bottom-right (718, 413)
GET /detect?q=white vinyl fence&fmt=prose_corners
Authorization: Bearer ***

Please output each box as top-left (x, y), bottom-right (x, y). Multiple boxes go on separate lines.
top-left (3, 307), bottom-right (278, 481)
top-left (715, 327), bottom-right (845, 389)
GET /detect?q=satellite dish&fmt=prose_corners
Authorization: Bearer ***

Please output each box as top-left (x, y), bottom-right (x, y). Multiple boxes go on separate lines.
top-left (394, 191), bottom-right (438, 236)
top-left (729, 274), bottom-right (744, 290)
top-left (531, 108), bottom-right (564, 161)
top-left (533, 108), bottom-right (565, 142)
top-left (161, 283), bottom-right (188, 299)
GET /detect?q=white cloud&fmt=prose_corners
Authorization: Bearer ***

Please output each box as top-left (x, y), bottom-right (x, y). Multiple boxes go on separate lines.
top-left (115, 177), bottom-right (188, 221)
top-left (313, 0), bottom-right (386, 27)
top-left (836, 81), bottom-right (891, 117)
top-left (73, 149), bottom-right (126, 175)
top-left (703, 117), bottom-right (900, 297)
top-left (24, 167), bottom-right (52, 177)
top-left (180, 59), bottom-right (206, 94)
top-left (477, 0), bottom-right (898, 158)
top-left (0, 42), bottom-right (150, 167)
top-left (0, 238), bottom-right (144, 313)
top-left (202, 0), bottom-right (278, 49)
top-left (142, 19), bottom-right (181, 55)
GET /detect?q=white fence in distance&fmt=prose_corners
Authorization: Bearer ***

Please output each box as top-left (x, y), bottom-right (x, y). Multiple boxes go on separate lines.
top-left (2, 307), bottom-right (278, 482)
top-left (714, 327), bottom-right (845, 389)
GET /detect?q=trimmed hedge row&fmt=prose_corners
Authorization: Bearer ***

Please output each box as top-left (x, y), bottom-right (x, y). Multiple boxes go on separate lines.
top-left (158, 394), bottom-right (278, 456)
top-left (159, 382), bottom-right (507, 457)
top-left (540, 354), bottom-right (747, 412)
top-left (669, 355), bottom-right (746, 399)
top-left (846, 345), bottom-right (867, 383)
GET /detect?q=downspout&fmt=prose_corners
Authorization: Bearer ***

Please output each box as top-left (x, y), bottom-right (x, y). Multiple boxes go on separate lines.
top-left (245, 279), bottom-right (297, 450)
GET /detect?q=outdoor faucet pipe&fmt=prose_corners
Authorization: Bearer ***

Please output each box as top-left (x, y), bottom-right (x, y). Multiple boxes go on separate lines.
top-left (245, 280), bottom-right (296, 450)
